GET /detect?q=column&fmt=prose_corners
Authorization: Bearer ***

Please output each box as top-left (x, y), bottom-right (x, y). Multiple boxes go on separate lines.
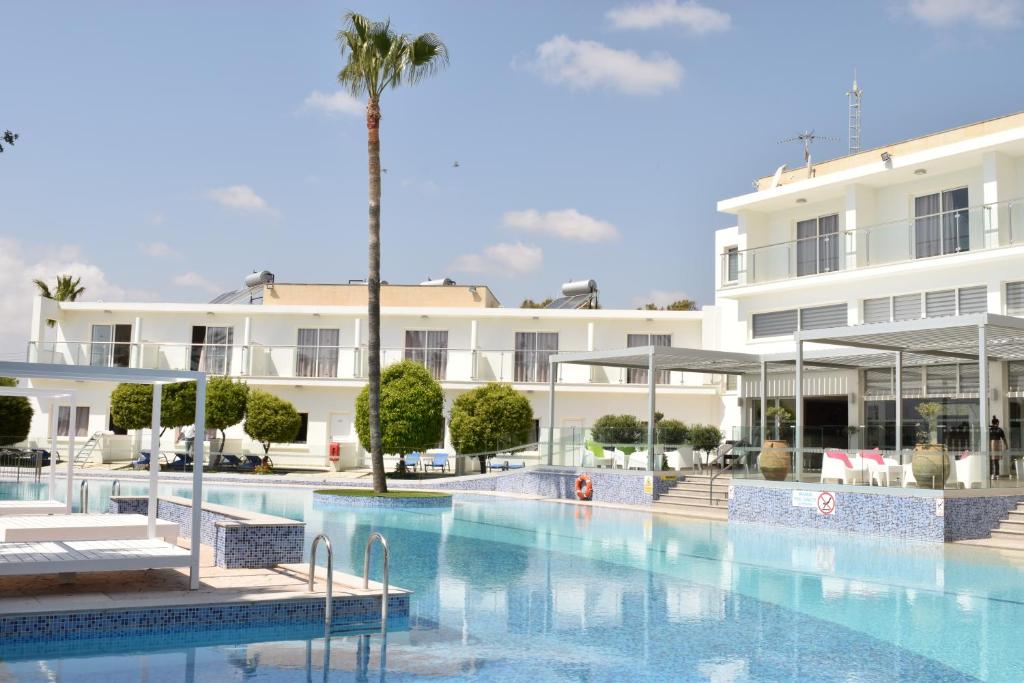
top-left (982, 151), bottom-right (1017, 247)
top-left (48, 401), bottom-right (58, 497)
top-left (760, 361), bottom-right (767, 446)
top-left (469, 319), bottom-right (478, 380)
top-left (647, 349), bottom-right (657, 471)
top-left (354, 318), bottom-right (362, 377)
top-left (979, 325), bottom-right (990, 487)
top-left (190, 376), bottom-right (206, 590)
top-left (546, 362), bottom-right (556, 466)
top-left (130, 317), bottom-right (141, 368)
top-left (895, 351), bottom-right (903, 462)
top-left (148, 384), bottom-right (161, 538)
top-left (795, 341), bottom-right (803, 480)
top-left (241, 316), bottom-right (251, 376)
top-left (66, 403), bottom-right (76, 513)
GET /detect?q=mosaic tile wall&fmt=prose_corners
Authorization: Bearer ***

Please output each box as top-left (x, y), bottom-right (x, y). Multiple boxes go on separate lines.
top-left (0, 593), bottom-right (409, 645)
top-left (728, 484), bottom-right (1024, 542)
top-left (110, 496), bottom-right (304, 568)
top-left (311, 492), bottom-right (453, 509)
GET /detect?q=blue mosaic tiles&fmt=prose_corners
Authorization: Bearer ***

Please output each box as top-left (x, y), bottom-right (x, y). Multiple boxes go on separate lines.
top-left (943, 494), bottom-right (1024, 541)
top-left (0, 593), bottom-right (410, 646)
top-left (312, 491), bottom-right (453, 509)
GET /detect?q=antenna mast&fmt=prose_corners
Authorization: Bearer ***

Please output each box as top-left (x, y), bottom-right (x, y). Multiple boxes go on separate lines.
top-left (847, 72), bottom-right (863, 154)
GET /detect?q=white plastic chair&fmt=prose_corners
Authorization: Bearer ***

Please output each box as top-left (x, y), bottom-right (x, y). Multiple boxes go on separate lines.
top-left (627, 450), bottom-right (648, 470)
top-left (820, 451), bottom-right (865, 485)
top-left (955, 452), bottom-right (985, 489)
top-left (608, 449), bottom-right (627, 469)
top-left (663, 447), bottom-right (694, 470)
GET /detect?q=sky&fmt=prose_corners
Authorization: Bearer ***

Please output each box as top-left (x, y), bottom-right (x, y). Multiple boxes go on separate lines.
top-left (2, 0), bottom-right (1024, 355)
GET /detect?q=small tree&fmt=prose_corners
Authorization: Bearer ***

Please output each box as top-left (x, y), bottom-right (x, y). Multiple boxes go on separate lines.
top-left (657, 419), bottom-right (689, 446)
top-left (206, 377), bottom-right (248, 452)
top-left (355, 361), bottom-right (445, 462)
top-left (689, 424), bottom-right (723, 457)
top-left (915, 402), bottom-right (943, 445)
top-left (160, 382), bottom-right (196, 434)
top-left (765, 406), bottom-right (793, 441)
top-left (109, 384), bottom-right (154, 432)
top-left (244, 390), bottom-right (301, 455)
top-left (590, 414), bottom-right (643, 445)
top-left (0, 378), bottom-right (33, 446)
top-left (449, 383), bottom-right (533, 474)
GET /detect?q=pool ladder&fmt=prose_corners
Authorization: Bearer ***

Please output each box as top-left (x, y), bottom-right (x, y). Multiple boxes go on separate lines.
top-left (308, 532), bottom-right (391, 633)
top-left (79, 480), bottom-right (88, 514)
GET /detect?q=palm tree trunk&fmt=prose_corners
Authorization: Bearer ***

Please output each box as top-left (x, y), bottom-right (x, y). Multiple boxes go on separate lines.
top-left (367, 97), bottom-right (388, 494)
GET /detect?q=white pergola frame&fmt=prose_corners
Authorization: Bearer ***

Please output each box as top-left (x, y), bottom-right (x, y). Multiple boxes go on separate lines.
top-left (0, 386), bottom-right (76, 509)
top-left (0, 361), bottom-right (207, 589)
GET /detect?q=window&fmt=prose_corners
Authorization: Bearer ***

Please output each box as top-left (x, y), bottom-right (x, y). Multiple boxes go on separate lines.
top-left (293, 413), bottom-right (308, 444)
top-left (1009, 362), bottom-right (1024, 392)
top-left (925, 290), bottom-right (956, 318)
top-left (863, 368), bottom-right (923, 397)
top-left (404, 330), bottom-right (448, 380)
top-left (724, 246), bottom-right (739, 282)
top-left (914, 187), bottom-right (969, 259)
top-left (726, 375), bottom-right (738, 392)
top-left (893, 293), bottom-right (922, 321)
top-left (90, 324), bottom-right (132, 367)
top-left (926, 365), bottom-right (957, 395)
top-left (626, 334), bottom-right (671, 384)
top-left (863, 297), bottom-right (891, 324)
top-left (190, 326), bottom-right (234, 375)
top-left (57, 406), bottom-right (89, 437)
top-left (799, 304), bottom-right (847, 330)
top-left (514, 332), bottom-right (558, 382)
top-left (958, 286), bottom-right (987, 314)
top-left (1008, 282), bottom-right (1024, 316)
top-left (796, 214), bottom-right (840, 277)
top-left (752, 309), bottom-right (798, 339)
top-left (296, 329), bottom-right (339, 378)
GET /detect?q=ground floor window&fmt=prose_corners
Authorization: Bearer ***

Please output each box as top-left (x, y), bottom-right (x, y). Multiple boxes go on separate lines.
top-left (57, 406), bottom-right (90, 437)
top-left (863, 398), bottom-right (979, 451)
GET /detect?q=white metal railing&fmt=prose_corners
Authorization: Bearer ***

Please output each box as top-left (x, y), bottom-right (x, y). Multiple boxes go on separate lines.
top-left (721, 199), bottom-right (1024, 288)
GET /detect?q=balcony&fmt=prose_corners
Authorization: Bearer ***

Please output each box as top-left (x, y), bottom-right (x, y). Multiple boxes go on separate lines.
top-left (720, 199), bottom-right (1024, 289)
top-left (26, 341), bottom-right (717, 389)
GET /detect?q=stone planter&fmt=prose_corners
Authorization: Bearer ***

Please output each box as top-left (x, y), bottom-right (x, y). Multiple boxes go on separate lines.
top-left (911, 443), bottom-right (949, 489)
top-left (758, 440), bottom-right (790, 481)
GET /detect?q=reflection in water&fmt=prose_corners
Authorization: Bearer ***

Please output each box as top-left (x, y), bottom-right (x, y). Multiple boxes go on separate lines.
top-left (0, 482), bottom-right (1022, 681)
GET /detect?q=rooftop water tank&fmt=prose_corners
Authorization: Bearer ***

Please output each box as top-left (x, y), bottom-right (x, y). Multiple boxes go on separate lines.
top-left (244, 270), bottom-right (275, 288)
top-left (420, 278), bottom-right (456, 286)
top-left (561, 279), bottom-right (597, 297)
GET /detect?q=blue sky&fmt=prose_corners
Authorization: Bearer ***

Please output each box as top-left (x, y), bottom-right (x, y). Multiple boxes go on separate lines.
top-left (2, 0), bottom-right (1024, 352)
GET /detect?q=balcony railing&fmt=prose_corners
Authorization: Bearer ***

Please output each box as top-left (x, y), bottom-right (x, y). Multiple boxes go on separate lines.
top-left (720, 199), bottom-right (1024, 288)
top-left (26, 341), bottom-right (719, 388)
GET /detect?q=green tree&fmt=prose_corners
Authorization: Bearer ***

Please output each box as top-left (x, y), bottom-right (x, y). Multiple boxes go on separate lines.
top-left (355, 360), bottom-right (444, 457)
top-left (657, 419), bottom-right (689, 445)
top-left (33, 275), bottom-right (86, 327)
top-left (244, 389), bottom-right (301, 455)
top-left (206, 377), bottom-right (248, 452)
top-left (109, 382), bottom-right (195, 434)
top-left (161, 382), bottom-right (197, 433)
top-left (449, 383), bottom-right (533, 474)
top-left (638, 299), bottom-right (698, 311)
top-left (520, 298), bottom-right (553, 309)
top-left (337, 12), bottom-right (448, 494)
top-left (0, 378), bottom-right (33, 446)
top-left (689, 424), bottom-right (723, 456)
top-left (590, 414), bottom-right (643, 445)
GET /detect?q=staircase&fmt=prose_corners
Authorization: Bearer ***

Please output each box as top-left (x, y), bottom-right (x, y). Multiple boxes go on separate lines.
top-left (652, 472), bottom-right (730, 521)
top-left (955, 500), bottom-right (1024, 551)
top-left (72, 433), bottom-right (102, 469)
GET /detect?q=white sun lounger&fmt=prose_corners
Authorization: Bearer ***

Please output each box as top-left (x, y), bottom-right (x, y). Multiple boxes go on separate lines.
top-left (0, 500), bottom-right (68, 516)
top-left (0, 538), bottom-right (191, 576)
top-left (0, 513), bottom-right (179, 544)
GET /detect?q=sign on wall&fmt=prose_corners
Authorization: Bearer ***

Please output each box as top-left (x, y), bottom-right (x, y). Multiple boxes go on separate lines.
top-left (792, 490), bottom-right (817, 508)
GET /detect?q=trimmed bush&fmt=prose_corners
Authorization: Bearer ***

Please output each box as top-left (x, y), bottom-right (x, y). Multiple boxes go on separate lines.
top-left (657, 419), bottom-right (689, 446)
top-left (0, 377), bottom-right (33, 446)
top-left (590, 414), bottom-right (642, 445)
top-left (449, 383), bottom-right (533, 474)
top-left (244, 389), bottom-right (301, 455)
top-left (689, 424), bottom-right (723, 455)
top-left (206, 377), bottom-right (248, 451)
top-left (355, 360), bottom-right (445, 455)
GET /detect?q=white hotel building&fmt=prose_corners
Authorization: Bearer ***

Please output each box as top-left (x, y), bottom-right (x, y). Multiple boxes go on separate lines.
top-left (22, 110), bottom-right (1024, 467)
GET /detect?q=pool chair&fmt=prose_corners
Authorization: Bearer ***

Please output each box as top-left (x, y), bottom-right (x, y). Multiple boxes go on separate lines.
top-left (402, 452), bottom-right (422, 472)
top-left (163, 453), bottom-right (192, 471)
top-left (860, 449), bottom-right (902, 487)
top-left (132, 451), bottom-right (153, 471)
top-left (585, 442), bottom-right (613, 468)
top-left (237, 455), bottom-right (264, 472)
top-left (663, 446), bottom-right (694, 470)
top-left (489, 458), bottom-right (525, 471)
top-left (608, 449), bottom-right (628, 469)
top-left (627, 450), bottom-right (649, 470)
top-left (955, 451), bottom-right (985, 489)
top-left (820, 450), bottom-right (865, 486)
top-left (220, 454), bottom-right (243, 470)
top-left (424, 452), bottom-right (450, 473)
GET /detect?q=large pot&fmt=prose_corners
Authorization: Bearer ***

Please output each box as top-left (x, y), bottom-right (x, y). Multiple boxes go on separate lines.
top-left (911, 443), bottom-right (949, 489)
top-left (758, 440), bottom-right (790, 481)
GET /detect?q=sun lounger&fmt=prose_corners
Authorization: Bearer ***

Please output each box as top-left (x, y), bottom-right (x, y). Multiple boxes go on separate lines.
top-left (0, 513), bottom-right (178, 544)
top-left (402, 452), bottom-right (422, 472)
top-left (0, 538), bottom-right (191, 576)
top-left (627, 450), bottom-right (649, 470)
top-left (821, 450), bottom-right (865, 485)
top-left (131, 451), bottom-right (152, 470)
top-left (423, 452), bottom-right (449, 473)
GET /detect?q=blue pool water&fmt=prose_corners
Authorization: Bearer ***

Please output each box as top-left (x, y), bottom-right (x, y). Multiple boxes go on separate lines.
top-left (1, 479), bottom-right (1022, 682)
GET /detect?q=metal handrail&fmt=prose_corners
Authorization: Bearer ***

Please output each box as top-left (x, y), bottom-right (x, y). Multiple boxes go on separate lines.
top-left (79, 480), bottom-right (88, 514)
top-left (708, 444), bottom-right (739, 506)
top-left (363, 533), bottom-right (390, 632)
top-left (111, 479), bottom-right (120, 497)
top-left (308, 534), bottom-right (333, 628)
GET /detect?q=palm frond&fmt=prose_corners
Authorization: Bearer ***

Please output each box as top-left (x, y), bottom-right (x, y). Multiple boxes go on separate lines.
top-left (32, 279), bottom-right (51, 299)
top-left (404, 33), bottom-right (449, 84)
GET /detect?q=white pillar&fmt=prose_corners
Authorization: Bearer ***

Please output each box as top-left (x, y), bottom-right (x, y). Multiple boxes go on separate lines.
top-left (130, 317), bottom-right (142, 368)
top-left (759, 361), bottom-right (767, 444)
top-left (979, 325), bottom-right (990, 487)
top-left (794, 341), bottom-right (803, 480)
top-left (148, 384), bottom-right (161, 538)
top-left (66, 403), bottom-right (76, 513)
top-left (241, 316), bottom-right (252, 376)
top-left (895, 351), bottom-right (903, 462)
top-left (469, 320), bottom-right (478, 380)
top-left (647, 349), bottom-right (657, 471)
top-left (547, 362), bottom-right (556, 466)
top-left (354, 318), bottom-right (362, 377)
top-left (48, 400), bottom-right (58, 497)
top-left (190, 376), bottom-right (206, 590)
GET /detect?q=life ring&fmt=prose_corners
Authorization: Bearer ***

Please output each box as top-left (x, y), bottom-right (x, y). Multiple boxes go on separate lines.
top-left (575, 473), bottom-right (593, 501)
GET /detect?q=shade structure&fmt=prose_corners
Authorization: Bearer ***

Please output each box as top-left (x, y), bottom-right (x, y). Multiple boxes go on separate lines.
top-left (0, 361), bottom-right (207, 589)
top-left (0, 386), bottom-right (76, 510)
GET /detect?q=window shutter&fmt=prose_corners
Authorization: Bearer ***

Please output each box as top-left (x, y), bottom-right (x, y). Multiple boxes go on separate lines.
top-left (800, 304), bottom-right (848, 330)
top-left (864, 368), bottom-right (893, 396)
top-left (863, 297), bottom-right (891, 324)
top-left (1009, 362), bottom-right (1024, 391)
top-left (1007, 282), bottom-right (1024, 316)
top-left (926, 364), bottom-right (956, 395)
top-left (958, 364), bottom-right (979, 393)
top-left (925, 289), bottom-right (956, 318)
top-left (957, 286), bottom-right (987, 314)
top-left (752, 310), bottom-right (798, 338)
top-left (893, 293), bottom-right (922, 321)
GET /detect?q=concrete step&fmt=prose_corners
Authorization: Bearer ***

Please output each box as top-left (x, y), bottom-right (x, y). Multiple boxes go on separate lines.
top-left (996, 519), bottom-right (1024, 532)
top-left (654, 496), bottom-right (728, 510)
top-left (990, 529), bottom-right (1024, 543)
top-left (651, 502), bottom-right (728, 521)
top-left (1006, 509), bottom-right (1024, 521)
top-left (659, 490), bottom-right (729, 504)
top-left (667, 483), bottom-right (724, 494)
top-left (958, 536), bottom-right (1024, 552)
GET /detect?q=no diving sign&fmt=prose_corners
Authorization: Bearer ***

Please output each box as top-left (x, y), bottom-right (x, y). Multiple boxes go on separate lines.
top-left (816, 491), bottom-right (837, 516)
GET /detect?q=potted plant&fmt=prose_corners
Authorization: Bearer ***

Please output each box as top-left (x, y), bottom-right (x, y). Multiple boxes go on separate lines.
top-left (911, 401), bottom-right (948, 489)
top-left (759, 406), bottom-right (792, 481)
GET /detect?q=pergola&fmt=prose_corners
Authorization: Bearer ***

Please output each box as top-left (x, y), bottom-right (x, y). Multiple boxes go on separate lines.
top-left (795, 312), bottom-right (1024, 479)
top-left (0, 385), bottom-right (76, 509)
top-left (0, 361), bottom-right (207, 589)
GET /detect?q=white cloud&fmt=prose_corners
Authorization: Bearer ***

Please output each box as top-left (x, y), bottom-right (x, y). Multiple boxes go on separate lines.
top-left (206, 185), bottom-right (275, 214)
top-left (502, 209), bottom-right (619, 242)
top-left (139, 242), bottom-right (176, 258)
top-left (0, 239), bottom-right (154, 356)
top-left (607, 0), bottom-right (732, 32)
top-left (172, 272), bottom-right (224, 295)
top-left (905, 0), bottom-right (1020, 27)
top-left (302, 90), bottom-right (365, 116)
top-left (450, 242), bottom-right (543, 277)
top-left (632, 289), bottom-right (695, 309)
top-left (531, 35), bottom-right (682, 95)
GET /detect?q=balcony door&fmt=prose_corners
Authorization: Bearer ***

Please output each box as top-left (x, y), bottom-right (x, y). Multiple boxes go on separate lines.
top-left (915, 187), bottom-right (968, 258)
top-left (796, 214), bottom-right (840, 277)
top-left (190, 325), bottom-right (234, 375)
top-left (296, 328), bottom-right (339, 378)
top-left (626, 334), bottom-right (671, 384)
top-left (404, 330), bottom-right (448, 380)
top-left (90, 324), bottom-right (132, 367)
top-left (514, 332), bottom-right (558, 382)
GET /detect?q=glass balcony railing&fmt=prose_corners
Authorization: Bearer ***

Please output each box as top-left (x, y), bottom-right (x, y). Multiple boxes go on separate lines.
top-left (720, 199), bottom-right (1024, 287)
top-left (25, 341), bottom-right (722, 388)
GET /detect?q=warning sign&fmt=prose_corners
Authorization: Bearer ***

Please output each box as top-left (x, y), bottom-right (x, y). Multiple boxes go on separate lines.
top-left (792, 490), bottom-right (818, 508)
top-left (643, 475), bottom-right (653, 495)
top-left (935, 499), bottom-right (945, 517)
top-left (817, 491), bottom-right (837, 516)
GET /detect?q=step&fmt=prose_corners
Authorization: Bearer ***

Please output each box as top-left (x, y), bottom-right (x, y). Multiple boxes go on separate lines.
top-left (990, 528), bottom-right (1024, 542)
top-left (668, 483), bottom-right (725, 494)
top-left (654, 496), bottom-right (728, 510)
top-left (956, 537), bottom-right (1024, 552)
top-left (996, 519), bottom-right (1024, 533)
top-left (651, 502), bottom-right (728, 521)
top-left (659, 490), bottom-right (729, 504)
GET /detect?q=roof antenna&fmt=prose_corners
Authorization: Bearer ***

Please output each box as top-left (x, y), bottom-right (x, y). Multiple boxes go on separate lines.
top-left (847, 70), bottom-right (863, 154)
top-left (779, 130), bottom-right (839, 178)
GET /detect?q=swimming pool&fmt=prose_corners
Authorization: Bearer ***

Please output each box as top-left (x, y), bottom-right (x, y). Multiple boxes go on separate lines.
top-left (1, 479), bottom-right (1021, 681)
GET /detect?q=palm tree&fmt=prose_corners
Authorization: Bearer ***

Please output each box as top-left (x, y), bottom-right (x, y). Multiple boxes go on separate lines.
top-left (33, 275), bottom-right (85, 327)
top-left (336, 12), bottom-right (448, 494)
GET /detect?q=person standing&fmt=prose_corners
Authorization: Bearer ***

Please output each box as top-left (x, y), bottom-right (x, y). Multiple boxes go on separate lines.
top-left (989, 416), bottom-right (1008, 478)
top-left (181, 423), bottom-right (196, 460)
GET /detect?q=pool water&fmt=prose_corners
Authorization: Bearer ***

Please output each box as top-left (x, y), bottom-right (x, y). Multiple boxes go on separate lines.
top-left (1, 479), bottom-right (1022, 682)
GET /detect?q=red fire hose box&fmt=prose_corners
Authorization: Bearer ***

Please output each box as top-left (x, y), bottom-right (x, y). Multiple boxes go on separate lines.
top-left (329, 442), bottom-right (341, 462)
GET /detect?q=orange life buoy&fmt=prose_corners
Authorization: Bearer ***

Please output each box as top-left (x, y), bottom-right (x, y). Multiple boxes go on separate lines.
top-left (575, 473), bottom-right (593, 501)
